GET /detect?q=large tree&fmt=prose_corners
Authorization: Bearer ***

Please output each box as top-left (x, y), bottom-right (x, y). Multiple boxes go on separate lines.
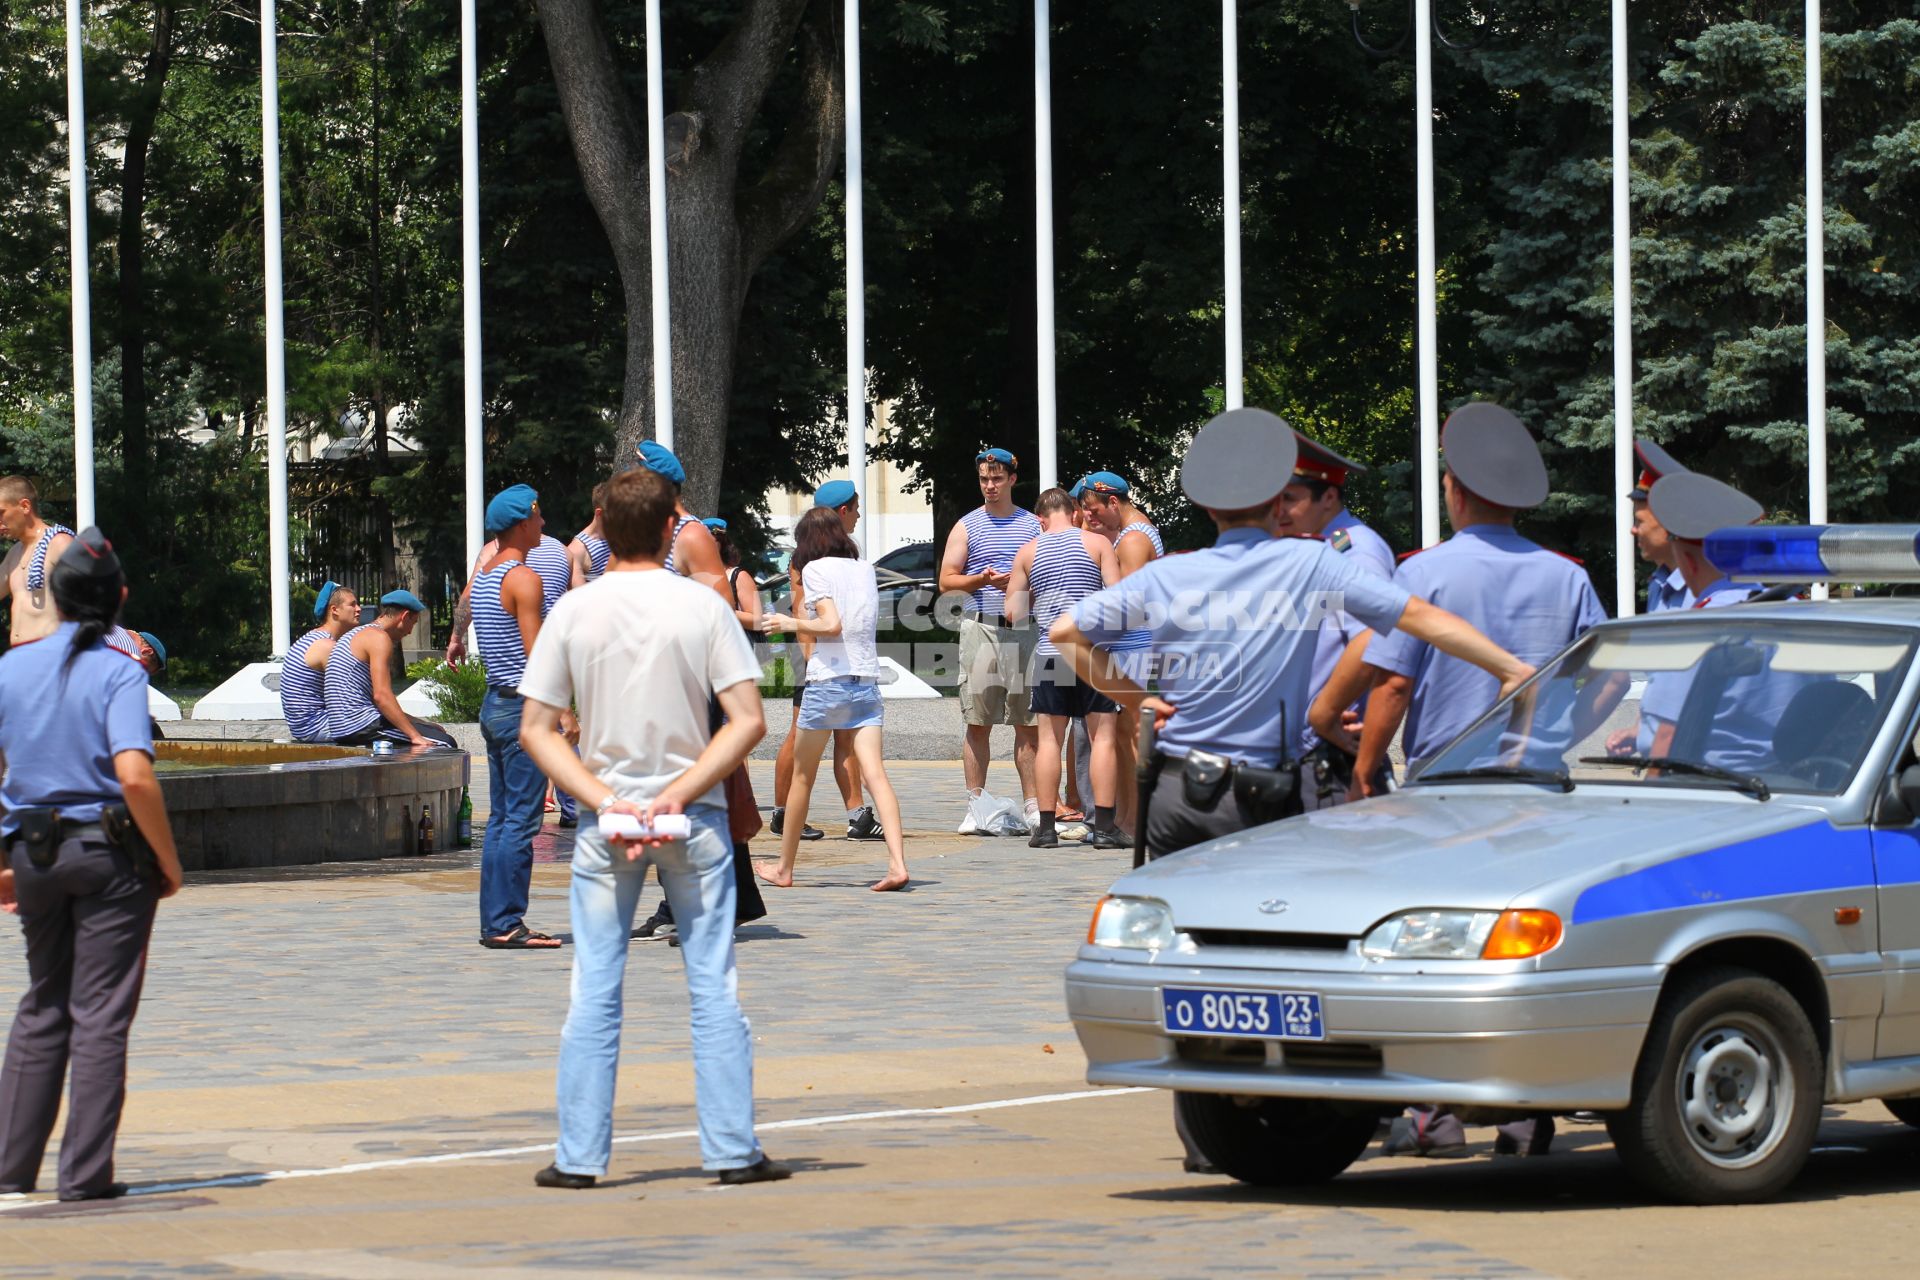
top-left (534, 0), bottom-right (844, 512)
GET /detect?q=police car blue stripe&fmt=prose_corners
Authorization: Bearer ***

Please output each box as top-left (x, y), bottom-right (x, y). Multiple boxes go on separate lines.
top-left (281, 628), bottom-right (330, 741)
top-left (1570, 821), bottom-right (1875, 925)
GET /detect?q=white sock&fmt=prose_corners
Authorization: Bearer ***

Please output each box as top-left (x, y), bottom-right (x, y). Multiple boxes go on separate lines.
top-left (846, 808), bottom-right (864, 821)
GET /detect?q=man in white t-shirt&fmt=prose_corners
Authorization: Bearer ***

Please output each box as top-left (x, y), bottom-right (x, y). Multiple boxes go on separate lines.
top-left (516, 467), bottom-right (788, 1191)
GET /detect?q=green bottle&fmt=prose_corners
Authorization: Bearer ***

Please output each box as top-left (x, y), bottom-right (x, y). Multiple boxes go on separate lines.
top-left (457, 788), bottom-right (474, 848)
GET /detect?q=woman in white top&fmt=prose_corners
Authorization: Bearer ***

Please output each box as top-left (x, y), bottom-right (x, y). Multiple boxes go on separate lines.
top-left (754, 508), bottom-right (908, 891)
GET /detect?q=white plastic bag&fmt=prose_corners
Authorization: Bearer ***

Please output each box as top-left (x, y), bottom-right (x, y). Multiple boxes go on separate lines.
top-left (966, 787), bottom-right (1026, 837)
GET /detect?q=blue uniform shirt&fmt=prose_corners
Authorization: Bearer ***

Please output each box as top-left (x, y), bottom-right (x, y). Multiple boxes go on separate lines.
top-left (0, 624), bottom-right (153, 835)
top-left (1368, 524), bottom-right (1608, 765)
top-left (1072, 527), bottom-right (1411, 767)
top-left (1301, 509), bottom-right (1395, 754)
top-left (1647, 565), bottom-right (1692, 614)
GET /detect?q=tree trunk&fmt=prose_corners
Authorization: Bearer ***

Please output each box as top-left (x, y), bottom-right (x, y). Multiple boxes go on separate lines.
top-left (537, 0), bottom-right (843, 516)
top-left (116, 0), bottom-right (176, 529)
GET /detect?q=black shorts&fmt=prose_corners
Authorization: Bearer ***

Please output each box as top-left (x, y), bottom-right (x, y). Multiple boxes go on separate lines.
top-left (1028, 652), bottom-right (1117, 719)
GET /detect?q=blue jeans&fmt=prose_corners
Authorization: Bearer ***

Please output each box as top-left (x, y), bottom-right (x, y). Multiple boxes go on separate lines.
top-left (479, 688), bottom-right (549, 938)
top-left (554, 805), bottom-right (760, 1175)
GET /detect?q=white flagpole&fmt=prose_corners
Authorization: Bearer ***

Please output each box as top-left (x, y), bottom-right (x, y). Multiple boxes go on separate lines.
top-left (1034, 0), bottom-right (1057, 491)
top-left (1222, 0), bottom-right (1243, 411)
top-left (845, 0), bottom-right (866, 550)
top-left (1413, 0), bottom-right (1439, 547)
top-left (260, 0), bottom-right (290, 655)
top-left (645, 0), bottom-right (673, 449)
top-left (1611, 0), bottom-right (1634, 616)
top-left (1805, 1), bottom-right (1826, 525)
top-left (65, 0), bottom-right (94, 529)
top-left (461, 0), bottom-right (483, 574)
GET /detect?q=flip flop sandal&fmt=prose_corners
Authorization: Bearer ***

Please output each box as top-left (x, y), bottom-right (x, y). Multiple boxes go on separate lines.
top-left (480, 925), bottom-right (563, 949)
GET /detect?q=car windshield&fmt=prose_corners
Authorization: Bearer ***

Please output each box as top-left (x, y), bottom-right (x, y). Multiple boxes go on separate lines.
top-left (1413, 617), bottom-right (1918, 797)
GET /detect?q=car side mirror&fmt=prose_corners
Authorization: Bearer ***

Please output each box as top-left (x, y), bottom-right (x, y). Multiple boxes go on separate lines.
top-left (1887, 764), bottom-right (1920, 825)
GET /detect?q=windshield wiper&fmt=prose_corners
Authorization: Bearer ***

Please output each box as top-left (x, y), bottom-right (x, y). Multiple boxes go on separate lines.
top-left (1577, 755), bottom-right (1771, 801)
top-left (1413, 765), bottom-right (1574, 792)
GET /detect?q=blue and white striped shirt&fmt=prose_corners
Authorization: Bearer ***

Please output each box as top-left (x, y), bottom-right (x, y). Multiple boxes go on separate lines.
top-left (282, 628), bottom-right (332, 741)
top-left (1029, 529), bottom-right (1106, 657)
top-left (25, 524), bottom-right (75, 591)
top-left (962, 506), bottom-right (1041, 618)
top-left (323, 624), bottom-right (383, 739)
top-left (527, 535), bottom-right (573, 615)
top-left (664, 516), bottom-right (698, 575)
top-left (473, 559), bottom-right (532, 690)
top-left (576, 531), bottom-right (611, 581)
top-left (1103, 520), bottom-right (1165, 655)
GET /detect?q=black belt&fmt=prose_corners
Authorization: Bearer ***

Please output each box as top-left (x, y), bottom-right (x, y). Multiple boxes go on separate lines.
top-left (1169, 750), bottom-right (1301, 823)
top-left (9, 811), bottom-right (111, 870)
top-left (969, 613), bottom-right (1014, 628)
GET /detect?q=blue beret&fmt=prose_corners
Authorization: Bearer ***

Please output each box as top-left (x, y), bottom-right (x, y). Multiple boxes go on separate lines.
top-left (1083, 471), bottom-right (1130, 497)
top-left (381, 589), bottom-right (427, 613)
top-left (314, 579), bottom-right (340, 620)
top-left (702, 517), bottom-right (728, 532)
top-left (636, 440), bottom-right (686, 486)
top-left (1068, 478), bottom-right (1087, 499)
top-left (814, 479), bottom-right (858, 510)
top-left (485, 484), bottom-right (539, 534)
top-left (975, 447), bottom-right (1017, 469)
top-left (137, 632), bottom-right (166, 668)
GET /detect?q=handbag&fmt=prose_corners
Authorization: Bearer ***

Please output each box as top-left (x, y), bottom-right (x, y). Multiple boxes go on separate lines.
top-left (725, 763), bottom-right (763, 844)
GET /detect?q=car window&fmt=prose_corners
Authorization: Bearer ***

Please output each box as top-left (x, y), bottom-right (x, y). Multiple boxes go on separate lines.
top-left (875, 543), bottom-right (935, 578)
top-left (1416, 619), bottom-right (1917, 796)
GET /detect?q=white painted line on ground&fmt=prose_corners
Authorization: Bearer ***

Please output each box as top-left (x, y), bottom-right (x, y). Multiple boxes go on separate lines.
top-left (0, 1085), bottom-right (1152, 1211)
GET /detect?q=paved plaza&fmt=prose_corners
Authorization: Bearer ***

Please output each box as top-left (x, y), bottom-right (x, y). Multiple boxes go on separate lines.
top-left (2, 760), bottom-right (1919, 1277)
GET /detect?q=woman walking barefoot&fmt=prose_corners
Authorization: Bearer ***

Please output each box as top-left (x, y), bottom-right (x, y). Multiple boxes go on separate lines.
top-left (753, 508), bottom-right (908, 892)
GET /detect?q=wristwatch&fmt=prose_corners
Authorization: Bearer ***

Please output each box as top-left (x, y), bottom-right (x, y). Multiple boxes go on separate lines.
top-left (594, 793), bottom-right (619, 816)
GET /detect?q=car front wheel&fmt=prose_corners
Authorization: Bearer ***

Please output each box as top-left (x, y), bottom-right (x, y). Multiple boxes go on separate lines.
top-left (1607, 966), bottom-right (1822, 1204)
top-left (1174, 1092), bottom-right (1378, 1186)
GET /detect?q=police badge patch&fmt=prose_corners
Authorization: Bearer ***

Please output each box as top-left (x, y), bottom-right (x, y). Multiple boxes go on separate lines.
top-left (1328, 528), bottom-right (1353, 553)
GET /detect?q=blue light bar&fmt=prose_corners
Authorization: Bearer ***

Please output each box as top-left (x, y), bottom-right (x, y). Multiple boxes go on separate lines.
top-left (1704, 525), bottom-right (1920, 583)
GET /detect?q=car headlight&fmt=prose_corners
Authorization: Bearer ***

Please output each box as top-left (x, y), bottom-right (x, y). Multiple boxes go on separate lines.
top-left (1360, 908), bottom-right (1563, 960)
top-left (1086, 895), bottom-right (1177, 951)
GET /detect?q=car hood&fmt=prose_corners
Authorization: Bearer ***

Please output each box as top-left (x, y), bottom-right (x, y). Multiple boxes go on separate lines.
top-left (1112, 789), bottom-right (1830, 938)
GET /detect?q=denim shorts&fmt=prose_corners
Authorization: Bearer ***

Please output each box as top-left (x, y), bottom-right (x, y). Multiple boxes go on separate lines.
top-left (798, 676), bottom-right (884, 731)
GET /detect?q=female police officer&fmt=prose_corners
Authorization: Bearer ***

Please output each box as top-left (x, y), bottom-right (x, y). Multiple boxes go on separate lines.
top-left (0, 526), bottom-right (183, 1201)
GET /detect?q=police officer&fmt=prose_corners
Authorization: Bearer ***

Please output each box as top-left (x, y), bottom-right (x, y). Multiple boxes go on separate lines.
top-left (1050, 408), bottom-right (1531, 860)
top-left (1351, 404), bottom-right (1609, 793)
top-left (1629, 440), bottom-right (1691, 613)
top-left (1271, 435), bottom-right (1396, 808)
top-left (0, 527), bottom-right (184, 1202)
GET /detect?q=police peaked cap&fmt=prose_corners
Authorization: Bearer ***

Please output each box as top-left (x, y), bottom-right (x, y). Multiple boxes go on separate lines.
top-left (1647, 472), bottom-right (1762, 541)
top-left (1181, 408), bottom-right (1298, 509)
top-left (1292, 432), bottom-right (1368, 488)
top-left (1440, 403), bottom-right (1550, 509)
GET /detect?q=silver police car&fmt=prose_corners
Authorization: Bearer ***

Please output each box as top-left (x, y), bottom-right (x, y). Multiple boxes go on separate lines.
top-left (1068, 545), bottom-right (1920, 1204)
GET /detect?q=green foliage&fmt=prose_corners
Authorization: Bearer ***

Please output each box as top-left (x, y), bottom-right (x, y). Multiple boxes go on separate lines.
top-left (404, 656), bottom-right (488, 722)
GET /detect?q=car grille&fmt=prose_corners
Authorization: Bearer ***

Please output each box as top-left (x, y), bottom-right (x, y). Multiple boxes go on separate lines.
top-left (1282, 1042), bottom-right (1384, 1072)
top-left (1172, 1038), bottom-right (1384, 1073)
top-left (1184, 928), bottom-right (1352, 952)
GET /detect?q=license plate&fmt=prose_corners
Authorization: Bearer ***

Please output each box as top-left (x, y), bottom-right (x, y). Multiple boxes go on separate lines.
top-left (1160, 986), bottom-right (1324, 1041)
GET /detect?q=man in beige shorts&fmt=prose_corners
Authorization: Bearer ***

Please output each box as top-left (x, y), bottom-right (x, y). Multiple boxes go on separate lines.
top-left (939, 448), bottom-right (1042, 833)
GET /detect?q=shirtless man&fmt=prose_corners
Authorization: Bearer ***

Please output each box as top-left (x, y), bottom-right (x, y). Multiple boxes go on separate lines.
top-left (0, 477), bottom-right (75, 644)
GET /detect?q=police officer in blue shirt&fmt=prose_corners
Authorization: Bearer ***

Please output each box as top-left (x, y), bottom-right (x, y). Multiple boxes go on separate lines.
top-left (1271, 435), bottom-right (1397, 808)
top-left (1050, 408), bottom-right (1532, 861)
top-left (1352, 404), bottom-right (1609, 793)
top-left (1629, 440), bottom-right (1692, 614)
top-left (0, 528), bottom-right (184, 1202)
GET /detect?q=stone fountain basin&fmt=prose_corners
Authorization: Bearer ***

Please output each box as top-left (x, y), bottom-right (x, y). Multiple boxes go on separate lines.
top-left (155, 740), bottom-right (466, 872)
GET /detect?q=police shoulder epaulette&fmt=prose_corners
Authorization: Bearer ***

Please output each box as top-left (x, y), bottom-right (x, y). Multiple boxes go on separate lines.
top-left (1396, 546), bottom-right (1427, 563)
top-left (1550, 549), bottom-right (1585, 566)
top-left (1328, 528), bottom-right (1353, 553)
top-left (1281, 533), bottom-right (1324, 542)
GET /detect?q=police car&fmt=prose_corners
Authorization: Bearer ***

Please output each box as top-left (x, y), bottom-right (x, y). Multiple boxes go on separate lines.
top-left (1066, 525), bottom-right (1920, 1203)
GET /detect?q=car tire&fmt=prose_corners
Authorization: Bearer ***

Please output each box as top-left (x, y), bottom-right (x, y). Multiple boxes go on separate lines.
top-left (1174, 1092), bottom-right (1377, 1186)
top-left (1606, 966), bottom-right (1822, 1205)
top-left (1881, 1097), bottom-right (1920, 1129)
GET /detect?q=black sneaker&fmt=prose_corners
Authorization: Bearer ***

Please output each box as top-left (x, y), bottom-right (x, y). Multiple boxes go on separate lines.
top-left (557, 815), bottom-right (578, 830)
top-left (846, 807), bottom-right (885, 841)
top-left (770, 808), bottom-right (825, 841)
top-left (632, 904), bottom-right (675, 940)
top-left (716, 1156), bottom-right (792, 1186)
top-left (534, 1164), bottom-right (596, 1190)
top-left (1028, 829), bottom-right (1061, 849)
top-left (1083, 827), bottom-right (1129, 850)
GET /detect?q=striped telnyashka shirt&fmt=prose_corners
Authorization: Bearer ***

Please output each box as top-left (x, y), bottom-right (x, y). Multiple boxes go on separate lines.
top-left (281, 628), bottom-right (331, 741)
top-left (1028, 528), bottom-right (1106, 658)
top-left (962, 507), bottom-right (1042, 619)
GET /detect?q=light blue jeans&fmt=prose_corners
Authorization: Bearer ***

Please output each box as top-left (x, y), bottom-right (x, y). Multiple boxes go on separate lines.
top-left (554, 803), bottom-right (761, 1175)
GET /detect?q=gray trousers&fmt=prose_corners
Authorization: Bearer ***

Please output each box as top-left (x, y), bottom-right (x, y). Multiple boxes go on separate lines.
top-left (0, 835), bottom-right (156, 1197)
top-left (1143, 766), bottom-right (1300, 862)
